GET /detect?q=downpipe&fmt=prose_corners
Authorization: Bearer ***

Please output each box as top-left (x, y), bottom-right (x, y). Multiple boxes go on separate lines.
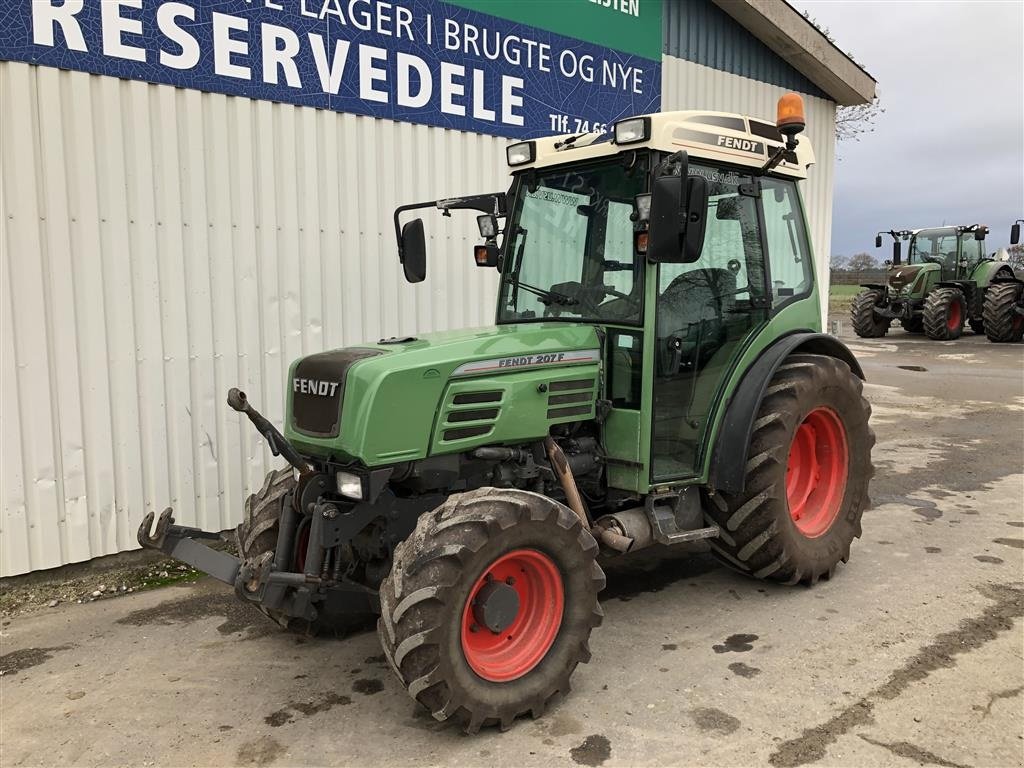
top-left (544, 437), bottom-right (652, 555)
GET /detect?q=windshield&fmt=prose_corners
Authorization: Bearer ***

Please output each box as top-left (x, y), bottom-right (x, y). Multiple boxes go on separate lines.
top-left (908, 228), bottom-right (959, 266)
top-left (497, 156), bottom-right (649, 325)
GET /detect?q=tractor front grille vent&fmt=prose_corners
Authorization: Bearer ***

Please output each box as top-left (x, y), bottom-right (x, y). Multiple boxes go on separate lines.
top-left (546, 378), bottom-right (596, 421)
top-left (442, 389), bottom-right (503, 442)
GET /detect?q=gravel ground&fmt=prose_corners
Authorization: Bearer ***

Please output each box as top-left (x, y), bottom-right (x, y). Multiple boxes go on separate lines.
top-left (1, 327), bottom-right (1022, 767)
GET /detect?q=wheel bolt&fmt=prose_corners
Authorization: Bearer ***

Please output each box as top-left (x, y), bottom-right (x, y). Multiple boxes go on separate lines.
top-left (505, 577), bottom-right (516, 586)
top-left (470, 623), bottom-right (479, 633)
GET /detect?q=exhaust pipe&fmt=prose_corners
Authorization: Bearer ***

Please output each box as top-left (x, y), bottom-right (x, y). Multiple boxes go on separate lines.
top-left (593, 507), bottom-right (655, 553)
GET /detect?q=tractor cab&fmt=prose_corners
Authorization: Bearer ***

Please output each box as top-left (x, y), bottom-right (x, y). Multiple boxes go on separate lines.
top-left (907, 225), bottom-right (988, 281)
top-left (395, 98), bottom-right (824, 485)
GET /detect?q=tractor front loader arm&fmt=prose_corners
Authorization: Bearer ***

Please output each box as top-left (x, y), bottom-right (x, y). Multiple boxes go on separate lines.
top-left (137, 508), bottom-right (242, 586)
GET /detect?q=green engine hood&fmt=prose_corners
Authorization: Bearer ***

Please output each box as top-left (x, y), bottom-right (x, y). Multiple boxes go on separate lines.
top-left (285, 323), bottom-right (602, 465)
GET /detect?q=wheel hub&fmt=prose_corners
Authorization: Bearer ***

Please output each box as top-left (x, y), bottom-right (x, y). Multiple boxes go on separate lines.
top-left (460, 548), bottom-right (564, 683)
top-left (472, 579), bottom-right (520, 634)
top-left (785, 407), bottom-right (849, 538)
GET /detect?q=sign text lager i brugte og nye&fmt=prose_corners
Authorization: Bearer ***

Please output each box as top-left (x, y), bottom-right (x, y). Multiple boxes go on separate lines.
top-left (0, 0), bottom-right (663, 139)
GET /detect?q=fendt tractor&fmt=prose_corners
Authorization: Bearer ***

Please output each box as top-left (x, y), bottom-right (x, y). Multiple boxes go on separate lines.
top-left (982, 220), bottom-right (1024, 343)
top-left (140, 94), bottom-right (875, 732)
top-left (851, 224), bottom-right (1017, 340)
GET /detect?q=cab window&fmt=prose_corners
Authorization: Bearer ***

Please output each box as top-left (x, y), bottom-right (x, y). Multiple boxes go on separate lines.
top-left (760, 178), bottom-right (813, 305)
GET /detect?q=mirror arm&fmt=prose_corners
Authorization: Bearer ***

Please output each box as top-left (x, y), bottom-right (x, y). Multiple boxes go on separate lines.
top-left (394, 200), bottom-right (441, 263)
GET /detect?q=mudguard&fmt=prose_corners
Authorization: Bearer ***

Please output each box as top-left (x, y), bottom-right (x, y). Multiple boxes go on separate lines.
top-left (708, 332), bottom-right (864, 495)
top-left (858, 283), bottom-right (887, 292)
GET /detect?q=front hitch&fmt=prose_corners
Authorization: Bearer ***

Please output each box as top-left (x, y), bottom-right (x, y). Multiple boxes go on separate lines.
top-left (137, 508), bottom-right (242, 586)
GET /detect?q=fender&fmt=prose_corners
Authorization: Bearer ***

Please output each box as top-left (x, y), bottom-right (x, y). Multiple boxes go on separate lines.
top-left (858, 283), bottom-right (887, 292)
top-left (708, 332), bottom-right (864, 495)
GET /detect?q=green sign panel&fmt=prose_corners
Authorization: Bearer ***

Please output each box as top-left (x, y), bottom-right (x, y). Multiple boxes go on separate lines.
top-left (445, 0), bottom-right (663, 60)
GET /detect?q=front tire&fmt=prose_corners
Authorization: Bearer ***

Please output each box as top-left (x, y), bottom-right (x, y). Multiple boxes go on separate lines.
top-left (378, 488), bottom-right (604, 733)
top-left (983, 282), bottom-right (1024, 343)
top-left (850, 289), bottom-right (891, 338)
top-left (705, 355), bottom-right (874, 585)
top-left (922, 286), bottom-right (965, 340)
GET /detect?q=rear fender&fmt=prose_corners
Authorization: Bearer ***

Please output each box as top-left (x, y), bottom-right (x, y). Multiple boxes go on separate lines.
top-left (708, 333), bottom-right (864, 495)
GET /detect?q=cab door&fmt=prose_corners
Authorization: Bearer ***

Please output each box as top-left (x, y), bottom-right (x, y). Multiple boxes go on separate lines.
top-left (650, 167), bottom-right (769, 481)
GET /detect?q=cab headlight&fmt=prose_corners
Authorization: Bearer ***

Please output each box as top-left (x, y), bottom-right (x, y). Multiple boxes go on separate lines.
top-left (506, 141), bottom-right (535, 166)
top-left (614, 117), bottom-right (650, 145)
top-left (336, 471), bottom-right (364, 500)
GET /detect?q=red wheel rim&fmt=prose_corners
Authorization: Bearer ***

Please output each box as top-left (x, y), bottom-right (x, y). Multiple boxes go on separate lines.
top-left (785, 407), bottom-right (849, 538)
top-left (460, 549), bottom-right (564, 683)
top-left (947, 300), bottom-right (962, 330)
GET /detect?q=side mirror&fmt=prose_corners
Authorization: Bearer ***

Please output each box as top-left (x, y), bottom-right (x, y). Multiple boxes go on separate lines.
top-left (646, 174), bottom-right (683, 263)
top-left (400, 218), bottom-right (426, 283)
top-left (473, 242), bottom-right (499, 268)
top-left (974, 228), bottom-right (986, 241)
top-left (875, 234), bottom-right (883, 248)
top-left (681, 176), bottom-right (709, 263)
top-left (892, 240), bottom-right (902, 265)
top-left (1012, 222), bottom-right (1021, 245)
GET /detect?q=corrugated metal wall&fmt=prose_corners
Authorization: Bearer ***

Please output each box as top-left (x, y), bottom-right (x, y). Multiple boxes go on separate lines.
top-left (1, 61), bottom-right (505, 576)
top-left (2, 48), bottom-right (838, 578)
top-left (662, 54), bottom-right (837, 307)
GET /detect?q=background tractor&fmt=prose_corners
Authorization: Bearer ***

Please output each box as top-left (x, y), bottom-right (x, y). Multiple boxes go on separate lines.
top-left (139, 95), bottom-right (874, 732)
top-left (983, 220), bottom-right (1024, 342)
top-left (851, 225), bottom-right (1016, 339)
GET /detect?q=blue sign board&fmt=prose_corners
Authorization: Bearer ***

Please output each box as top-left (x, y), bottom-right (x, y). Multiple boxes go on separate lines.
top-left (0, 1), bottom-right (662, 139)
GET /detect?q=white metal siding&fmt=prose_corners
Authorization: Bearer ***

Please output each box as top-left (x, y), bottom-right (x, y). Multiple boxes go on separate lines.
top-left (2, 56), bottom-right (838, 577)
top-left (662, 54), bottom-right (837, 322)
top-left (0, 61), bottom-right (505, 576)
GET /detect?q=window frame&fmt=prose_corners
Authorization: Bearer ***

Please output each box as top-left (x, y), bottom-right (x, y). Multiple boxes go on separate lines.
top-left (759, 175), bottom-right (815, 316)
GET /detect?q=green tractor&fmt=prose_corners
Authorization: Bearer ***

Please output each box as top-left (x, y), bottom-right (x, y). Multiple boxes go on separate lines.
top-left (140, 94), bottom-right (874, 732)
top-left (982, 220), bottom-right (1024, 343)
top-left (850, 224), bottom-right (1016, 339)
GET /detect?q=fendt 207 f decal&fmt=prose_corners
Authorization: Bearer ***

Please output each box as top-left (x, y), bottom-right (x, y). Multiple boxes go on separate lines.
top-left (451, 349), bottom-right (601, 377)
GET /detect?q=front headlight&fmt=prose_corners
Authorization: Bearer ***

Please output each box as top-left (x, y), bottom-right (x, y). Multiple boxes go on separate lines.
top-left (336, 471), bottom-right (364, 500)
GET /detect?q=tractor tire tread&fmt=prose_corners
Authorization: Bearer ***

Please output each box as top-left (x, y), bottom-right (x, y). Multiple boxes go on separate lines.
top-left (850, 289), bottom-right (891, 338)
top-left (377, 489), bottom-right (604, 734)
top-left (982, 282), bottom-right (1024, 342)
top-left (704, 355), bottom-right (873, 586)
top-left (922, 286), bottom-right (965, 340)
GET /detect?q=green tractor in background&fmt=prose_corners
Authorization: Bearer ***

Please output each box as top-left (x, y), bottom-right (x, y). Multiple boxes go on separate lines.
top-left (139, 95), bottom-right (875, 732)
top-left (851, 224), bottom-right (1016, 340)
top-left (982, 220), bottom-right (1024, 343)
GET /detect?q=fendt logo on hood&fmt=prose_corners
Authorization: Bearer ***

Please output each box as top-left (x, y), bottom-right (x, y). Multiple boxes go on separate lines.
top-left (293, 378), bottom-right (340, 397)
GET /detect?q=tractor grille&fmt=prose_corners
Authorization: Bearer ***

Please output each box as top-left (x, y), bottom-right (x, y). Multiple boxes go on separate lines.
top-left (441, 389), bottom-right (502, 442)
top-left (546, 378), bottom-right (596, 421)
top-left (291, 348), bottom-right (382, 438)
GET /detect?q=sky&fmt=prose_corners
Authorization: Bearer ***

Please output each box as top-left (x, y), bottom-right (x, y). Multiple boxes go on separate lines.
top-left (790, 0), bottom-right (1024, 259)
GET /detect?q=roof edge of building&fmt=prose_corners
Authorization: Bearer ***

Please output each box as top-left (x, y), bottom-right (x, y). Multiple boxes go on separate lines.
top-left (710, 0), bottom-right (877, 106)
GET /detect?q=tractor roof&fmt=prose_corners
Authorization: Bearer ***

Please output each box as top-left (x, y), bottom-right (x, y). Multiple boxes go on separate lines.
top-left (521, 111), bottom-right (815, 180)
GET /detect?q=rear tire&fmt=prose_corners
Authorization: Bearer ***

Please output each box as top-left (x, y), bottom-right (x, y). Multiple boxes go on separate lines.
top-left (378, 488), bottom-right (604, 733)
top-left (850, 289), bottom-right (891, 338)
top-left (705, 355), bottom-right (874, 585)
top-left (922, 286), bottom-right (965, 340)
top-left (983, 282), bottom-right (1024, 343)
